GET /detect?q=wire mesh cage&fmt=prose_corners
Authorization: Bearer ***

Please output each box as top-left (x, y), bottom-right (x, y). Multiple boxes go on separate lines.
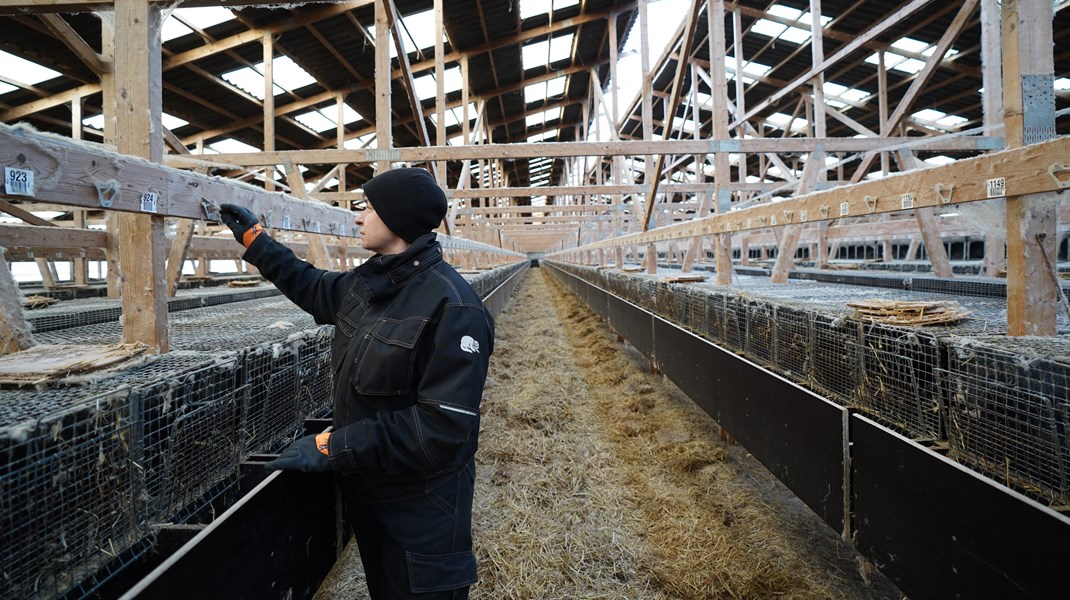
top-left (0, 386), bottom-right (137, 600)
top-left (855, 326), bottom-right (944, 441)
top-left (773, 305), bottom-right (811, 381)
top-left (809, 313), bottom-right (860, 405)
top-left (722, 294), bottom-right (748, 354)
top-left (297, 326), bottom-right (335, 422)
top-left (745, 300), bottom-right (777, 364)
top-left (126, 356), bottom-right (244, 523)
top-left (240, 340), bottom-right (302, 454)
top-left (942, 337), bottom-right (1070, 505)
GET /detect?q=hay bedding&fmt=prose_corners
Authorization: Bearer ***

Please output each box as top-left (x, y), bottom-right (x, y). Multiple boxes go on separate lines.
top-left (314, 270), bottom-right (900, 599)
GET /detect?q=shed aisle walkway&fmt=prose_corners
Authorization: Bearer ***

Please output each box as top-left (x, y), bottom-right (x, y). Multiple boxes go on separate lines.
top-left (315, 268), bottom-right (901, 599)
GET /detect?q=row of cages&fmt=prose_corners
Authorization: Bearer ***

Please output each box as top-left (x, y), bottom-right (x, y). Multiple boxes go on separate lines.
top-left (0, 259), bottom-right (529, 600)
top-left (549, 262), bottom-right (1070, 509)
top-left (0, 328), bottom-right (334, 600)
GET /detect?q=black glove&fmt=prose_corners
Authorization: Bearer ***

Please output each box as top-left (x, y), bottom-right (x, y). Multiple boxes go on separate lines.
top-left (264, 433), bottom-right (333, 472)
top-left (219, 203), bottom-right (263, 248)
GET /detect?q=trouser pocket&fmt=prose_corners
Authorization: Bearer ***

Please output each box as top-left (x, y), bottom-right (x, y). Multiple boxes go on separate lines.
top-left (406, 550), bottom-right (477, 593)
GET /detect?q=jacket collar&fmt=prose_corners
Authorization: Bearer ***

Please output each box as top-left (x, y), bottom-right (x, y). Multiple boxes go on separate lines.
top-left (356, 233), bottom-right (442, 301)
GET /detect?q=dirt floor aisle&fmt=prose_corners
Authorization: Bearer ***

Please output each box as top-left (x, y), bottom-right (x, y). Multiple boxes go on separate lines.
top-left (315, 268), bottom-right (901, 599)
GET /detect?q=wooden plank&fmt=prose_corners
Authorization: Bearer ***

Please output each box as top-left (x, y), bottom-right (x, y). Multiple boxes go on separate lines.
top-left (564, 136), bottom-right (1068, 251)
top-left (209, 136), bottom-right (1001, 167)
top-left (39, 13), bottom-right (110, 75)
top-left (0, 124), bottom-right (357, 236)
top-left (0, 343), bottom-right (147, 385)
top-left (385, 0), bottom-right (429, 148)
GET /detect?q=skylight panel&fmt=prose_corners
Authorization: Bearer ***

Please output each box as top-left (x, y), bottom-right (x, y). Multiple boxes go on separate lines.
top-left (520, 0), bottom-right (579, 20)
top-left (161, 16), bottom-right (194, 42)
top-left (891, 37), bottom-right (929, 55)
top-left (524, 75), bottom-right (567, 104)
top-left (345, 134), bottom-right (377, 150)
top-left (0, 82), bottom-right (15, 95)
top-left (924, 155), bottom-right (955, 166)
top-left (526, 107), bottom-right (562, 128)
top-left (222, 67), bottom-right (278, 100)
top-left (892, 57), bottom-right (926, 74)
top-left (174, 7), bottom-right (234, 30)
top-left (400, 9), bottom-right (447, 55)
top-left (413, 66), bottom-right (463, 100)
top-left (161, 113), bottom-right (188, 130)
top-left (0, 50), bottom-right (61, 85)
top-left (271, 56), bottom-right (316, 91)
top-left (765, 112), bottom-right (805, 132)
top-left (522, 33), bottom-right (574, 70)
top-left (83, 114), bottom-right (105, 130)
top-left (296, 110), bottom-right (337, 132)
top-left (766, 4), bottom-right (803, 20)
top-left (207, 138), bottom-right (260, 154)
top-left (1054, 78), bottom-right (1070, 91)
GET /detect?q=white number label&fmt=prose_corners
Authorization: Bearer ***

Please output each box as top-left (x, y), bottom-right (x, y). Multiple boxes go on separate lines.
top-left (901, 193), bottom-right (914, 210)
top-left (140, 192), bottom-right (159, 213)
top-left (839, 201), bottom-right (850, 216)
top-left (800, 209), bottom-right (808, 222)
top-left (769, 214), bottom-right (777, 226)
top-left (986, 177), bottom-right (1006, 198)
top-left (4, 168), bottom-right (34, 196)
top-left (282, 215), bottom-right (291, 229)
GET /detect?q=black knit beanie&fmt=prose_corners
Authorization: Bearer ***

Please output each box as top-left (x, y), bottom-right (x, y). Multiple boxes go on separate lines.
top-left (362, 167), bottom-right (448, 243)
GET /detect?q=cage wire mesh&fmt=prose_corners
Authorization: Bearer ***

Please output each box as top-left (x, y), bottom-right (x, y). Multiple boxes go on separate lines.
top-left (0, 386), bottom-right (137, 600)
top-left (550, 262), bottom-right (1070, 506)
top-left (855, 327), bottom-right (944, 441)
top-left (943, 337), bottom-right (1070, 506)
top-left (297, 326), bottom-right (335, 421)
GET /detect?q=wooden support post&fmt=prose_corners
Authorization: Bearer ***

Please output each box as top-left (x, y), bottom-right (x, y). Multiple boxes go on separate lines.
top-left (710, 0), bottom-right (733, 286)
top-left (263, 32), bottom-right (275, 192)
top-left (1003, 0), bottom-right (1057, 336)
top-left (114, 0), bottom-right (168, 353)
top-left (375, 0), bottom-right (392, 174)
top-left (434, 0), bottom-right (446, 184)
top-left (70, 95), bottom-right (89, 286)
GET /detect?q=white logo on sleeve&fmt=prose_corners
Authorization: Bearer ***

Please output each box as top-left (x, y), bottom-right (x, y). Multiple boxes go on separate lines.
top-left (460, 335), bottom-right (480, 354)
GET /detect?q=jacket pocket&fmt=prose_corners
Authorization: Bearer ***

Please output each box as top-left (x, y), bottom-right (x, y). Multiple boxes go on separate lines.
top-left (353, 317), bottom-right (428, 395)
top-left (406, 550), bottom-right (477, 593)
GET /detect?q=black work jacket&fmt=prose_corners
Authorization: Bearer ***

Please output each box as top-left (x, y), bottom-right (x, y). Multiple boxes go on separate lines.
top-left (244, 233), bottom-right (494, 501)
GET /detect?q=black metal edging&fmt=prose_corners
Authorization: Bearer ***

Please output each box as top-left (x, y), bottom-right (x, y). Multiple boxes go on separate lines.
top-left (119, 465), bottom-right (338, 600)
top-left (851, 415), bottom-right (1070, 600)
top-left (545, 262), bottom-right (1070, 599)
top-left (482, 263), bottom-right (529, 318)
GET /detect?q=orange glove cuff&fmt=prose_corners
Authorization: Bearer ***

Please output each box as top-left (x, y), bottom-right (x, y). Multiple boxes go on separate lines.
top-left (315, 431), bottom-right (331, 456)
top-left (242, 223), bottom-right (263, 248)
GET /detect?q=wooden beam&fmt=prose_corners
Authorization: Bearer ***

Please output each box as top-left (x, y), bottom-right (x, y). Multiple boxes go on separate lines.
top-left (0, 123), bottom-right (357, 235)
top-left (39, 13), bottom-right (110, 75)
top-left (385, 0), bottom-right (430, 148)
top-left (208, 135), bottom-right (1001, 168)
top-left (562, 136), bottom-right (1067, 249)
top-left (0, 0), bottom-right (343, 13)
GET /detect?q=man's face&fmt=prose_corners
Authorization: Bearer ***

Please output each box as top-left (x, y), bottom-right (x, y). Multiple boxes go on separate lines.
top-left (355, 204), bottom-right (408, 255)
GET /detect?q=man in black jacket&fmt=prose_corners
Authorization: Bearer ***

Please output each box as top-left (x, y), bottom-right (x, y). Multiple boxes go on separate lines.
top-left (219, 167), bottom-right (493, 599)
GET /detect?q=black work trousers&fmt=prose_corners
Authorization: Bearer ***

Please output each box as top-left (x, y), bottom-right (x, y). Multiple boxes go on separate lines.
top-left (345, 462), bottom-right (477, 599)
